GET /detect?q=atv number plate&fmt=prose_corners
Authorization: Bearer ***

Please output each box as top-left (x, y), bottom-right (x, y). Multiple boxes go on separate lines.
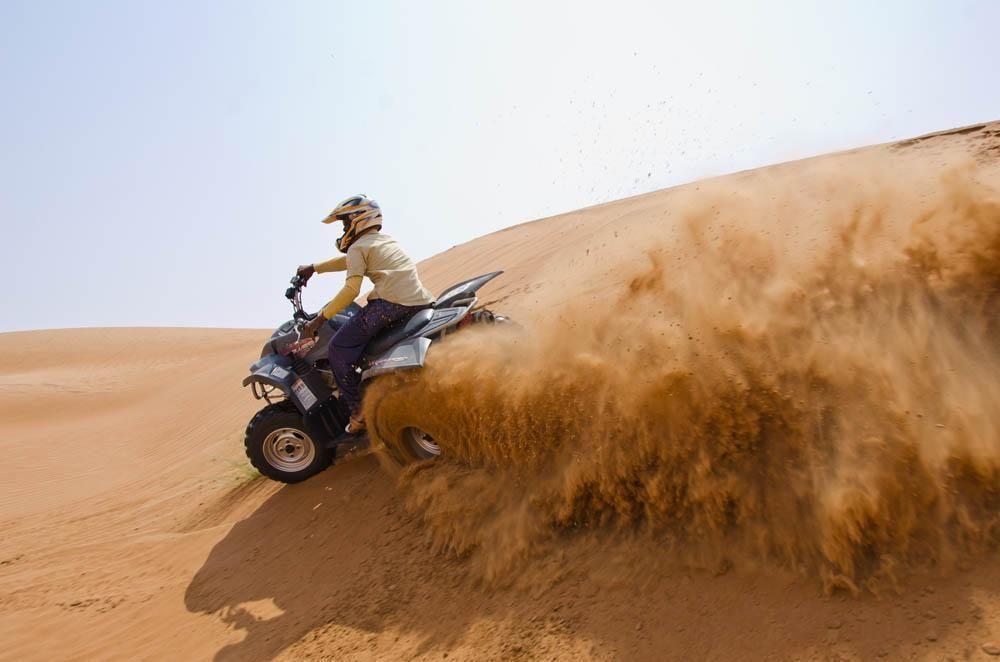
top-left (291, 378), bottom-right (317, 410)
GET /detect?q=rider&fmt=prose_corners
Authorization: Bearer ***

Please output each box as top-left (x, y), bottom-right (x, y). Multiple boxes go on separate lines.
top-left (298, 195), bottom-right (435, 434)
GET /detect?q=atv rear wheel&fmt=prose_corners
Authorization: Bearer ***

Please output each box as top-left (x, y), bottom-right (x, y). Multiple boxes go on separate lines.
top-left (244, 401), bottom-right (333, 483)
top-left (364, 374), bottom-right (443, 465)
top-left (399, 426), bottom-right (440, 461)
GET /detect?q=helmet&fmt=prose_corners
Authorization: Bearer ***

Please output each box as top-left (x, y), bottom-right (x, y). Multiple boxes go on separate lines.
top-left (323, 194), bottom-right (382, 252)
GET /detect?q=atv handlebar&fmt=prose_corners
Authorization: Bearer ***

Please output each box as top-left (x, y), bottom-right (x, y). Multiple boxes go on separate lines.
top-left (285, 274), bottom-right (311, 323)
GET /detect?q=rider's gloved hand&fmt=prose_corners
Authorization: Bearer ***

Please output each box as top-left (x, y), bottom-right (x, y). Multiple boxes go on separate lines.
top-left (302, 314), bottom-right (326, 338)
top-left (296, 264), bottom-right (316, 284)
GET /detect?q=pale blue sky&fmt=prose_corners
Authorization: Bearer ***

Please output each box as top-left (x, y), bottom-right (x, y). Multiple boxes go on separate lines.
top-left (1, 1), bottom-right (997, 331)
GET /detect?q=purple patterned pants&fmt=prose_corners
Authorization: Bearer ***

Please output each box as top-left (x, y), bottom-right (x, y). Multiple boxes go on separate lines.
top-left (328, 298), bottom-right (427, 415)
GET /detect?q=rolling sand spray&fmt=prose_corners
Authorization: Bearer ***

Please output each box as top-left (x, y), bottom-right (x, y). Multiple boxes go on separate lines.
top-left (366, 148), bottom-right (1000, 593)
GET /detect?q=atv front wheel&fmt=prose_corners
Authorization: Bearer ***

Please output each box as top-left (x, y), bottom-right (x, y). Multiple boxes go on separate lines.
top-left (244, 401), bottom-right (333, 483)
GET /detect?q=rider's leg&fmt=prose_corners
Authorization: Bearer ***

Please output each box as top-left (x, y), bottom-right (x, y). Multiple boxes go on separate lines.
top-left (328, 299), bottom-right (425, 429)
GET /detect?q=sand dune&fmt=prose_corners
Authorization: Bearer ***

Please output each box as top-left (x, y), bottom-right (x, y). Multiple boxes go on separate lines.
top-left (2, 122), bottom-right (1000, 660)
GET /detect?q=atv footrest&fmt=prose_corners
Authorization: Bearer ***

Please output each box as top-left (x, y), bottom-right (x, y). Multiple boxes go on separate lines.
top-left (329, 433), bottom-right (370, 459)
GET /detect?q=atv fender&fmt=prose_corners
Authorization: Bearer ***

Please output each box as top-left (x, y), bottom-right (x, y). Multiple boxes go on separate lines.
top-left (361, 336), bottom-right (431, 381)
top-left (242, 354), bottom-right (329, 414)
top-left (242, 354), bottom-right (293, 391)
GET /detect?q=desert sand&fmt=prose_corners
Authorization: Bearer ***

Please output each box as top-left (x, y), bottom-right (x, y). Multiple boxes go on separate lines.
top-left (2, 122), bottom-right (1000, 660)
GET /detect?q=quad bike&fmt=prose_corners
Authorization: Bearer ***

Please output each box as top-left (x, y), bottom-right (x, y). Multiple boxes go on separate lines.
top-left (242, 271), bottom-right (509, 483)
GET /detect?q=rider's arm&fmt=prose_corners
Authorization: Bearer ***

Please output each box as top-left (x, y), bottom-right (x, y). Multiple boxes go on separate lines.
top-left (313, 256), bottom-right (347, 273)
top-left (319, 275), bottom-right (363, 319)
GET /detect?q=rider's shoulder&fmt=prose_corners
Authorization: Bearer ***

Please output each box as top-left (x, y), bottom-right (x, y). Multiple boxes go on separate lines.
top-left (356, 231), bottom-right (393, 247)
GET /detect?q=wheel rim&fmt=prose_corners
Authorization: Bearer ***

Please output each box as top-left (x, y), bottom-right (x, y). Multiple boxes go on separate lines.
top-left (402, 427), bottom-right (440, 457)
top-left (262, 427), bottom-right (316, 472)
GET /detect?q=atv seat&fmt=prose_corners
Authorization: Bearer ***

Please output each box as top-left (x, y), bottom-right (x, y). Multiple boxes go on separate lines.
top-left (365, 308), bottom-right (434, 357)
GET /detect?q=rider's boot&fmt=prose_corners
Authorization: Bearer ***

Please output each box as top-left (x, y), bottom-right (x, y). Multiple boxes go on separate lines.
top-left (346, 412), bottom-right (367, 435)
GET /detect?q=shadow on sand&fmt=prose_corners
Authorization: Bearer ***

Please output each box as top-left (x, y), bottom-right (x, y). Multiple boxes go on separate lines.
top-left (184, 455), bottom-right (494, 660)
top-left (186, 455), bottom-right (1000, 661)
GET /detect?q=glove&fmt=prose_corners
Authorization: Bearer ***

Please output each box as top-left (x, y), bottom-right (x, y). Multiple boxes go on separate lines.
top-left (302, 314), bottom-right (326, 338)
top-left (296, 264), bottom-right (316, 284)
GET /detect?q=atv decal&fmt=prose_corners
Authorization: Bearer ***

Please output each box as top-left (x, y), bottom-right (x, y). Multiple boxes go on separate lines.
top-left (291, 378), bottom-right (318, 410)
